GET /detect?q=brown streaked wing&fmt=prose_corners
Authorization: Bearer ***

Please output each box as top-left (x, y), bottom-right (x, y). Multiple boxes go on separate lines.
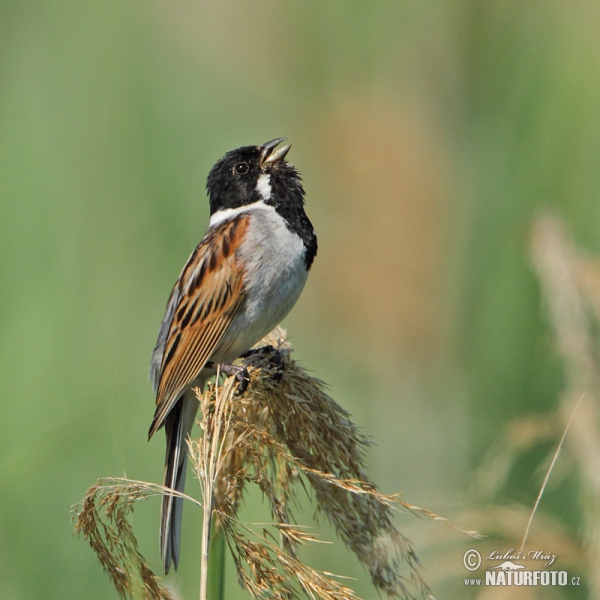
top-left (148, 216), bottom-right (249, 438)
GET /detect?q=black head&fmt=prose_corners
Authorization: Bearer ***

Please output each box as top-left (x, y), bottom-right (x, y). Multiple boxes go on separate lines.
top-left (206, 138), bottom-right (304, 214)
top-left (206, 138), bottom-right (317, 267)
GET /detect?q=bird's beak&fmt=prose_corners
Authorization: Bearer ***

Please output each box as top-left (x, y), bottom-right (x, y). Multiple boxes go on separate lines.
top-left (260, 138), bottom-right (292, 165)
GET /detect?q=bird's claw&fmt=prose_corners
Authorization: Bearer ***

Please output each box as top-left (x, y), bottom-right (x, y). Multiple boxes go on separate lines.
top-left (234, 367), bottom-right (250, 394)
top-left (207, 361), bottom-right (251, 395)
top-left (240, 345), bottom-right (285, 381)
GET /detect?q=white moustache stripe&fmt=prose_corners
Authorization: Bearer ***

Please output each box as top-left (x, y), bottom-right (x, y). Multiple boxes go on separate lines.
top-left (256, 173), bottom-right (272, 201)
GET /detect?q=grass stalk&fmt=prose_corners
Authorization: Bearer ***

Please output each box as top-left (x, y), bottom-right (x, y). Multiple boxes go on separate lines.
top-left (199, 367), bottom-right (230, 600)
top-left (207, 524), bottom-right (225, 600)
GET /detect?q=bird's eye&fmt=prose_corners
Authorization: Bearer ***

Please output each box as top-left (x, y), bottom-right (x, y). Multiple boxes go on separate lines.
top-left (233, 162), bottom-right (250, 175)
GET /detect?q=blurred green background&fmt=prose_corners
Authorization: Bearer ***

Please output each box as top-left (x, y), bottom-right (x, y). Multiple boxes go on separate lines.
top-left (2, 0), bottom-right (600, 598)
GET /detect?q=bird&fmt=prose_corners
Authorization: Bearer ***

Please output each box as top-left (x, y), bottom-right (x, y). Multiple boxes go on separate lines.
top-left (148, 138), bottom-right (317, 574)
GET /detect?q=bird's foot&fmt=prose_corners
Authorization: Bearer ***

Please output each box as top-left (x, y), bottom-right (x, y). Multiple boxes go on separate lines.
top-left (206, 361), bottom-right (250, 394)
top-left (240, 345), bottom-right (285, 381)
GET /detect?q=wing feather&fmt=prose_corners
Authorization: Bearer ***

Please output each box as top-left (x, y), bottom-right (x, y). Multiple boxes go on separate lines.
top-left (148, 216), bottom-right (249, 438)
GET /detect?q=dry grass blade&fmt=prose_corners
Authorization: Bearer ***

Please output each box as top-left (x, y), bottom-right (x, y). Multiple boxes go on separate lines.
top-left (518, 392), bottom-right (584, 554)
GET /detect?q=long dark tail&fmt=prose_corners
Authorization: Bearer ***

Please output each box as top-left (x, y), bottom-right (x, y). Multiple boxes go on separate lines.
top-left (160, 392), bottom-right (199, 573)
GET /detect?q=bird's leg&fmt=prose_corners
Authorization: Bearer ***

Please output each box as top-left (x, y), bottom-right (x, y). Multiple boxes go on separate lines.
top-left (206, 361), bottom-right (250, 394)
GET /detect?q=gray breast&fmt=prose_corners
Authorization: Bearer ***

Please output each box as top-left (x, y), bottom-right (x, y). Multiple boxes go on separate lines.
top-left (215, 206), bottom-right (308, 362)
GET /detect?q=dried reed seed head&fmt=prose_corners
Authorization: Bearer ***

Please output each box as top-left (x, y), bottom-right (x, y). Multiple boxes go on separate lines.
top-left (74, 480), bottom-right (174, 600)
top-left (76, 328), bottom-right (464, 600)
top-left (183, 327), bottom-right (433, 599)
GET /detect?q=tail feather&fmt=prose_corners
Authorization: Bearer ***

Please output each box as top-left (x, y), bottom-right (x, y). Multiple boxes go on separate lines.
top-left (160, 391), bottom-right (199, 573)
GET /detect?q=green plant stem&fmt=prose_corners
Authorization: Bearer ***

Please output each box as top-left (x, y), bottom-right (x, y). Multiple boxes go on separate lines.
top-left (206, 522), bottom-right (225, 600)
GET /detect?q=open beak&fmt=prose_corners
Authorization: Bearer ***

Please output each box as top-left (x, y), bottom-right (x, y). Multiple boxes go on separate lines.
top-left (260, 137), bottom-right (292, 165)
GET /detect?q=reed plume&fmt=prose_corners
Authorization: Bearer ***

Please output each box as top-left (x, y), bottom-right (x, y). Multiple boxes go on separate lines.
top-left (74, 328), bottom-right (462, 599)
